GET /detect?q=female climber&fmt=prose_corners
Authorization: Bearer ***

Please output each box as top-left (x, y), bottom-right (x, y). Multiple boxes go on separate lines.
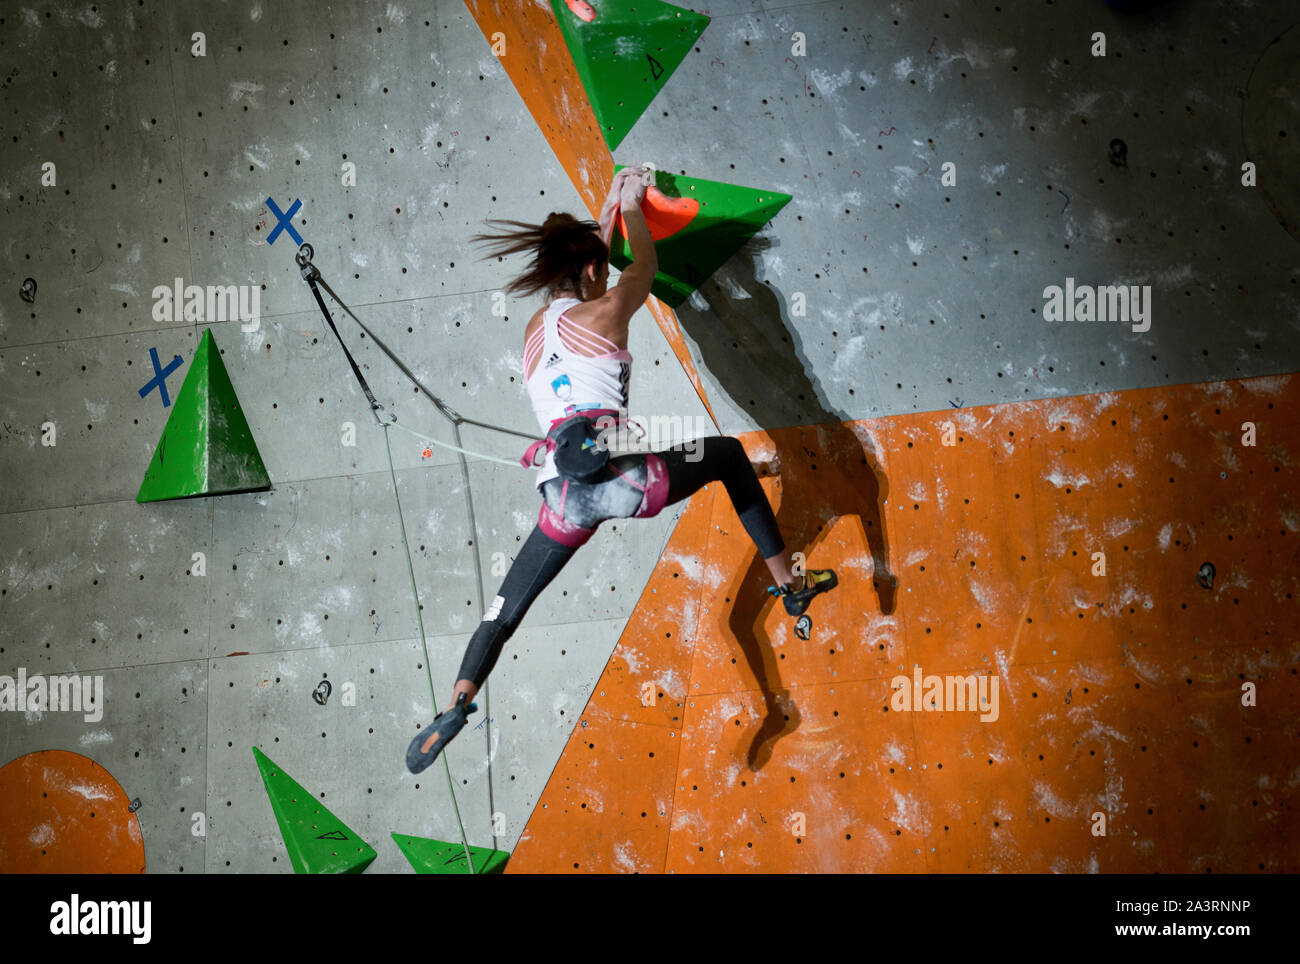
top-left (405, 166), bottom-right (837, 773)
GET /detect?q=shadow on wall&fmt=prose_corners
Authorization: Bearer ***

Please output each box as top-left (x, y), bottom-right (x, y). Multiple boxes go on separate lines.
top-left (674, 237), bottom-right (897, 769)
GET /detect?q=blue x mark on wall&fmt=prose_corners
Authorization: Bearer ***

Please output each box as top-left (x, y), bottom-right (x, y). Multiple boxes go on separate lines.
top-left (139, 347), bottom-right (183, 407)
top-left (265, 196), bottom-right (303, 246)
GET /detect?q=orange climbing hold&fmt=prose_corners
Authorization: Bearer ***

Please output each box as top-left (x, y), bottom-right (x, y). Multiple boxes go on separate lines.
top-left (617, 185), bottom-right (701, 242)
top-left (564, 0), bottom-right (597, 22)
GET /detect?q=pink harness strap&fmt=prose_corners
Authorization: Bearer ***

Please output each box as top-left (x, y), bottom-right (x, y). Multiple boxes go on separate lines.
top-left (537, 485), bottom-right (596, 547)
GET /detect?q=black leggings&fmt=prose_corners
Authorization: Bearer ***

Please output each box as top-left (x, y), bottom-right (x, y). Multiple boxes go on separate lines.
top-left (454, 436), bottom-right (784, 688)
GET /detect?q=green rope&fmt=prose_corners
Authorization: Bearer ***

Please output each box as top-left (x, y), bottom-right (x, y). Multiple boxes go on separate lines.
top-left (382, 423), bottom-right (476, 875)
top-left (450, 419), bottom-right (501, 851)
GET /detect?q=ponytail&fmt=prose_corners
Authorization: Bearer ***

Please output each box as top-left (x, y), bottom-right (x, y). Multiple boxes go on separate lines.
top-left (468, 212), bottom-right (608, 300)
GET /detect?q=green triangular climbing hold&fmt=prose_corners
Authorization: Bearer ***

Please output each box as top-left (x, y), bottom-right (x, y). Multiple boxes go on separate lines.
top-left (549, 0), bottom-right (709, 152)
top-left (252, 747), bottom-right (377, 874)
top-left (609, 166), bottom-right (793, 308)
top-left (136, 328), bottom-right (271, 503)
top-left (391, 832), bottom-right (510, 875)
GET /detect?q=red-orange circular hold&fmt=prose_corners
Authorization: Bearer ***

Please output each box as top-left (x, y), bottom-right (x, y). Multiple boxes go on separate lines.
top-left (0, 750), bottom-right (145, 873)
top-left (618, 187), bottom-right (701, 242)
top-left (564, 0), bottom-right (596, 23)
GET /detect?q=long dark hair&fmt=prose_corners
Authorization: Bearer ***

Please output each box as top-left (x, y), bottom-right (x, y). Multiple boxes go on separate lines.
top-left (468, 212), bottom-right (608, 300)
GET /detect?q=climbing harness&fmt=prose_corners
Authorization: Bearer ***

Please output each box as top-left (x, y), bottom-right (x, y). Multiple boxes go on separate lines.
top-left (295, 240), bottom-right (538, 874)
top-left (520, 408), bottom-right (640, 483)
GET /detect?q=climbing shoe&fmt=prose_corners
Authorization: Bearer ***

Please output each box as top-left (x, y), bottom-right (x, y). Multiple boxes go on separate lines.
top-left (767, 568), bottom-right (838, 617)
top-left (406, 691), bottom-right (477, 774)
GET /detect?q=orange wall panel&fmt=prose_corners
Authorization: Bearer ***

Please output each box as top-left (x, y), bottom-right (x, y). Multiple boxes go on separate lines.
top-left (509, 373), bottom-right (1300, 873)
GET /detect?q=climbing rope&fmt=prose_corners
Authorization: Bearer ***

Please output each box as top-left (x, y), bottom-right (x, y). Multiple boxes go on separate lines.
top-left (296, 241), bottom-right (527, 873)
top-left (381, 422), bottom-right (475, 874)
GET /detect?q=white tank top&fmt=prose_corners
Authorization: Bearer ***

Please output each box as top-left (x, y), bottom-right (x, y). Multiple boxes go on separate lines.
top-left (524, 297), bottom-right (632, 486)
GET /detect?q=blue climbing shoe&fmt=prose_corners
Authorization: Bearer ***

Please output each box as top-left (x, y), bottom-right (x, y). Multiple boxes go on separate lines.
top-left (406, 692), bottom-right (477, 773)
top-left (767, 568), bottom-right (838, 617)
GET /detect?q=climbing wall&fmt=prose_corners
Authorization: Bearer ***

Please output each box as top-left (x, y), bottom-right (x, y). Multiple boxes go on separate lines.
top-left (3, 0), bottom-right (1297, 880)
top-left (508, 373), bottom-right (1300, 872)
